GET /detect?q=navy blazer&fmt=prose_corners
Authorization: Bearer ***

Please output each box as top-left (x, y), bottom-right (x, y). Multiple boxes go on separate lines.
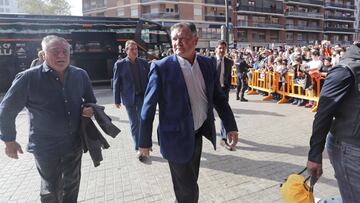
top-left (113, 57), bottom-right (150, 106)
top-left (139, 54), bottom-right (238, 163)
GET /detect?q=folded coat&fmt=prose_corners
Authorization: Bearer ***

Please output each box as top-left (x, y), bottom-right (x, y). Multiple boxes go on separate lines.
top-left (80, 103), bottom-right (121, 167)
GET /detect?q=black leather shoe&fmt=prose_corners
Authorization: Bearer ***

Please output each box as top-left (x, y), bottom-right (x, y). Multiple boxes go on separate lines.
top-left (240, 98), bottom-right (248, 102)
top-left (236, 96), bottom-right (240, 100)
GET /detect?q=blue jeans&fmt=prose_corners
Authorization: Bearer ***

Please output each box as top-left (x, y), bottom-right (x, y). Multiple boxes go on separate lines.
top-left (125, 95), bottom-right (144, 150)
top-left (327, 133), bottom-right (360, 203)
top-left (34, 150), bottom-right (82, 203)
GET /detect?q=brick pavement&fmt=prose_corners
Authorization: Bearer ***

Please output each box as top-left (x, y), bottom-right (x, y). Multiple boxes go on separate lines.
top-left (0, 88), bottom-right (340, 202)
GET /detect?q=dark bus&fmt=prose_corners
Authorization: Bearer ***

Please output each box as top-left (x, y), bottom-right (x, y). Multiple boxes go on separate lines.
top-left (0, 14), bottom-right (171, 92)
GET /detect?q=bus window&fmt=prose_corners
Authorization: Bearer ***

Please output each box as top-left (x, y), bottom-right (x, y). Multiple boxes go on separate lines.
top-left (0, 14), bottom-right (172, 92)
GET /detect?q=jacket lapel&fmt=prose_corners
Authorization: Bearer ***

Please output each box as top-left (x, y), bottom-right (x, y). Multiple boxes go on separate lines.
top-left (171, 54), bottom-right (192, 110)
top-left (197, 55), bottom-right (211, 99)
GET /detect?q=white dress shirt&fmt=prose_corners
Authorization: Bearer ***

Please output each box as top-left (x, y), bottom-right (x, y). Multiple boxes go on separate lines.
top-left (176, 55), bottom-right (208, 131)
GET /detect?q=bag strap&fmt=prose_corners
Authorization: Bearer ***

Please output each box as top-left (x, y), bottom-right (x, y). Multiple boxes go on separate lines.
top-left (300, 167), bottom-right (315, 192)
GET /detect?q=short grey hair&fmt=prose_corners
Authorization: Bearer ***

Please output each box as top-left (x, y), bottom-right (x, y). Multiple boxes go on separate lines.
top-left (170, 22), bottom-right (197, 37)
top-left (41, 35), bottom-right (70, 51)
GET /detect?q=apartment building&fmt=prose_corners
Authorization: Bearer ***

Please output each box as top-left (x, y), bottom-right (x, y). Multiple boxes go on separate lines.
top-left (83, 0), bottom-right (356, 48)
top-left (235, 0), bottom-right (355, 48)
top-left (83, 0), bottom-right (232, 48)
top-left (0, 0), bottom-right (21, 13)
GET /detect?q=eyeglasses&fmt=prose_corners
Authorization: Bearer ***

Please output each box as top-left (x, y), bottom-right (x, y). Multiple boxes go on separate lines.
top-left (48, 48), bottom-right (69, 56)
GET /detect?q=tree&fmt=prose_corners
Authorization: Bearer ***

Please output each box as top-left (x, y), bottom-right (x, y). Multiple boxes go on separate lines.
top-left (18, 0), bottom-right (71, 15)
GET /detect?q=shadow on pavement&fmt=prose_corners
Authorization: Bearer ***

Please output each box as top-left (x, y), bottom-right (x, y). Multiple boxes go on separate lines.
top-left (231, 108), bottom-right (285, 117)
top-left (200, 152), bottom-right (338, 188)
top-left (235, 138), bottom-right (312, 158)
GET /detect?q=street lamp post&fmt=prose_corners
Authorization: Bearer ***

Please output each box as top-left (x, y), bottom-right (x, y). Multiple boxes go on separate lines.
top-left (225, 0), bottom-right (229, 46)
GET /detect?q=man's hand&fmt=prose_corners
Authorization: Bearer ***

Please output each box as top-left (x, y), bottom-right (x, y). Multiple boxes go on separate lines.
top-left (115, 104), bottom-right (121, 108)
top-left (82, 107), bottom-right (94, 118)
top-left (227, 131), bottom-right (239, 149)
top-left (307, 160), bottom-right (323, 183)
top-left (5, 141), bottom-right (23, 159)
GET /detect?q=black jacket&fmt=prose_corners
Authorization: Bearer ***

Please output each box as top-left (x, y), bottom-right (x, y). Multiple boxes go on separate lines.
top-left (80, 103), bottom-right (121, 167)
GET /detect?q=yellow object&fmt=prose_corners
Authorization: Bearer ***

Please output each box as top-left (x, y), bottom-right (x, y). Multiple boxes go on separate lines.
top-left (280, 174), bottom-right (315, 203)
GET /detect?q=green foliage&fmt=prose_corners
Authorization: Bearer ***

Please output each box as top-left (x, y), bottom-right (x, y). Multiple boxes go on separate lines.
top-left (18, 0), bottom-right (71, 15)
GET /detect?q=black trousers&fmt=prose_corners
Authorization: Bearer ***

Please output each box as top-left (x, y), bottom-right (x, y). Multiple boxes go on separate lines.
top-left (34, 150), bottom-right (82, 203)
top-left (168, 126), bottom-right (204, 203)
top-left (236, 75), bottom-right (248, 99)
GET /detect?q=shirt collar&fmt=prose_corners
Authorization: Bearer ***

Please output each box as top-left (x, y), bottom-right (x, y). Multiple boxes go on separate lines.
top-left (42, 63), bottom-right (52, 72)
top-left (42, 63), bottom-right (70, 73)
top-left (176, 54), bottom-right (198, 67)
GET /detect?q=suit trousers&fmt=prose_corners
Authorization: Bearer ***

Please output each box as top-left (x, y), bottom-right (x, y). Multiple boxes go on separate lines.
top-left (34, 150), bottom-right (82, 203)
top-left (125, 94), bottom-right (144, 150)
top-left (236, 74), bottom-right (248, 99)
top-left (220, 87), bottom-right (230, 139)
top-left (168, 126), bottom-right (204, 203)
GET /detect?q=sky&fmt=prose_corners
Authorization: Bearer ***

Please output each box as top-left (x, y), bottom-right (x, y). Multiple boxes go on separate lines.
top-left (68, 0), bottom-right (82, 16)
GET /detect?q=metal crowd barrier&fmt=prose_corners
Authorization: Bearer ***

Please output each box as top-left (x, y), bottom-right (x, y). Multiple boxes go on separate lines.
top-left (242, 70), bottom-right (325, 112)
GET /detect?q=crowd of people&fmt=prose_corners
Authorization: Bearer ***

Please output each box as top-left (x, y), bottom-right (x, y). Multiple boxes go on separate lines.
top-left (1, 21), bottom-right (360, 202)
top-left (196, 40), bottom-right (348, 109)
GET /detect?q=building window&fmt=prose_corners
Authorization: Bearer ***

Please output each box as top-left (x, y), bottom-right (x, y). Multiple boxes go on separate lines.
top-left (270, 31), bottom-right (278, 42)
top-left (194, 7), bottom-right (202, 16)
top-left (131, 6), bottom-right (138, 17)
top-left (0, 0), bottom-right (3, 5)
top-left (97, 0), bottom-right (104, 7)
top-left (5, 0), bottom-right (8, 6)
top-left (117, 8), bottom-right (124, 16)
top-left (297, 33), bottom-right (303, 41)
top-left (286, 32), bottom-right (293, 41)
top-left (238, 30), bottom-right (247, 41)
top-left (84, 1), bottom-right (90, 10)
top-left (270, 17), bottom-right (279, 24)
top-left (151, 7), bottom-right (159, 14)
top-left (248, 0), bottom-right (255, 6)
top-left (253, 31), bottom-right (265, 41)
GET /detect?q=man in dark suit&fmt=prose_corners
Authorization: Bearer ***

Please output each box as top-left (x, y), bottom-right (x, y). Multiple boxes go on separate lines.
top-left (138, 22), bottom-right (238, 203)
top-left (215, 40), bottom-right (235, 150)
top-left (235, 53), bottom-right (251, 102)
top-left (113, 40), bottom-right (150, 159)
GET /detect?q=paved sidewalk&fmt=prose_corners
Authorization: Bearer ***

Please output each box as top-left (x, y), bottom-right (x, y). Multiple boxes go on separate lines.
top-left (0, 88), bottom-right (340, 202)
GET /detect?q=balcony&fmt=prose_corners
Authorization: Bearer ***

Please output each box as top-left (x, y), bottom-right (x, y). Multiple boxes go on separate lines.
top-left (205, 15), bottom-right (230, 22)
top-left (285, 0), bottom-right (324, 6)
top-left (285, 40), bottom-right (310, 45)
top-left (235, 20), bottom-right (284, 29)
top-left (324, 27), bottom-right (355, 32)
top-left (285, 24), bottom-right (323, 31)
top-left (141, 0), bottom-right (179, 2)
top-left (325, 14), bottom-right (355, 21)
top-left (325, 2), bottom-right (355, 9)
top-left (332, 40), bottom-right (352, 45)
top-left (285, 11), bottom-right (323, 18)
top-left (142, 12), bottom-right (180, 19)
top-left (205, 0), bottom-right (229, 5)
top-left (237, 5), bottom-right (283, 14)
